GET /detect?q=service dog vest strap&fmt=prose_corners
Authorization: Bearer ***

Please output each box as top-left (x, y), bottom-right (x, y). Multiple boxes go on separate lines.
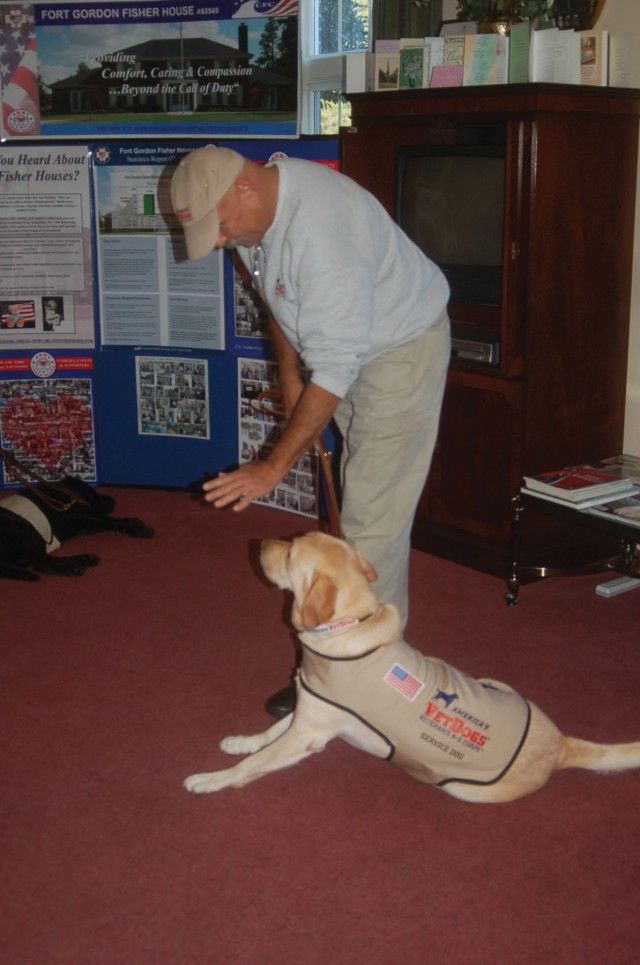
top-left (1, 494), bottom-right (61, 552)
top-left (300, 638), bottom-right (530, 787)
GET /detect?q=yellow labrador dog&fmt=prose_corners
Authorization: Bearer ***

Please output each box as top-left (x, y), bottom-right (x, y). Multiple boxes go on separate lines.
top-left (184, 533), bottom-right (640, 801)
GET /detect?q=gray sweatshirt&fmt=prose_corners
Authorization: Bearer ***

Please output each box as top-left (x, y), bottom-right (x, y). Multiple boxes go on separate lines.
top-left (238, 157), bottom-right (450, 399)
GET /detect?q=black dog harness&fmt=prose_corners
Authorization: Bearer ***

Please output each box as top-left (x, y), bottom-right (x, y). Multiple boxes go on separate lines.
top-left (0, 494), bottom-right (60, 551)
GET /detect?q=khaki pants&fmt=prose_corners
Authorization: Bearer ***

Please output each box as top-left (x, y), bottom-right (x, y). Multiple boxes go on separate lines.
top-left (333, 310), bottom-right (450, 630)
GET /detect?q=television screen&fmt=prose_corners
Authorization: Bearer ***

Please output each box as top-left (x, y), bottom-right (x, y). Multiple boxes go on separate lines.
top-left (397, 152), bottom-right (506, 307)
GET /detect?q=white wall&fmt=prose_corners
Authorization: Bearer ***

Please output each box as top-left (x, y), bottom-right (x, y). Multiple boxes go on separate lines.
top-left (442, 0), bottom-right (458, 23)
top-left (599, 0), bottom-right (640, 453)
top-left (442, 0), bottom-right (640, 454)
top-left (442, 1), bottom-right (458, 22)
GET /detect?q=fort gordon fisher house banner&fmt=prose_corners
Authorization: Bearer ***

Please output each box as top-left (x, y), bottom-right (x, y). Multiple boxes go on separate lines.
top-left (0, 1), bottom-right (299, 139)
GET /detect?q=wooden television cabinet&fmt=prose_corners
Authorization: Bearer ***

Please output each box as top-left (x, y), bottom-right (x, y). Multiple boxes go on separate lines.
top-left (340, 84), bottom-right (640, 568)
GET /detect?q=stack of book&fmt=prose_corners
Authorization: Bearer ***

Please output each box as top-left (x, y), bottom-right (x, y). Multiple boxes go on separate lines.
top-left (581, 455), bottom-right (640, 529)
top-left (344, 25), bottom-right (631, 95)
top-left (522, 465), bottom-right (638, 509)
top-left (583, 491), bottom-right (640, 529)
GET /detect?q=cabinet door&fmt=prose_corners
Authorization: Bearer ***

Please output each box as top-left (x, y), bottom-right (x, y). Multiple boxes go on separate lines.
top-left (419, 372), bottom-right (524, 542)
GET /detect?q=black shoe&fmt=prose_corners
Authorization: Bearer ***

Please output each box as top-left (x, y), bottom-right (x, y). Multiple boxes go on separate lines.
top-left (265, 683), bottom-right (296, 719)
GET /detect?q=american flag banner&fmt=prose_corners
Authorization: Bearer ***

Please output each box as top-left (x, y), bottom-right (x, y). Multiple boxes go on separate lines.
top-left (231, 1), bottom-right (298, 16)
top-left (0, 3), bottom-right (40, 136)
top-left (383, 664), bottom-right (425, 702)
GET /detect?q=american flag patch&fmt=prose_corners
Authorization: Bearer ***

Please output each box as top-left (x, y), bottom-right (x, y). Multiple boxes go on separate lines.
top-left (383, 663), bottom-right (425, 701)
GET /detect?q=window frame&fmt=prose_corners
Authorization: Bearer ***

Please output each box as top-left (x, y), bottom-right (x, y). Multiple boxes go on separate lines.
top-left (299, 0), bottom-right (372, 135)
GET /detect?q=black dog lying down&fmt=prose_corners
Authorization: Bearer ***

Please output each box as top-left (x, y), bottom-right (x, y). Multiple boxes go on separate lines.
top-left (0, 476), bottom-right (154, 581)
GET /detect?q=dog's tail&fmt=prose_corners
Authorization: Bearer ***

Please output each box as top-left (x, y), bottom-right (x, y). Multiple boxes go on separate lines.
top-left (559, 737), bottom-right (640, 774)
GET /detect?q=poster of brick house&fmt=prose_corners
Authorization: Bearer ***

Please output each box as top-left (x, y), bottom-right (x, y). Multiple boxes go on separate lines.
top-left (1, 1), bottom-right (299, 138)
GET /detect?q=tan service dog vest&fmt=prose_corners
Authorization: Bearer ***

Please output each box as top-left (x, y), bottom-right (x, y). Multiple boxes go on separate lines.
top-left (300, 637), bottom-right (530, 786)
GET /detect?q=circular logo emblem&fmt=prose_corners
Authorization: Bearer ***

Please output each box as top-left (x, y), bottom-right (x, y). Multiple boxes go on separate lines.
top-left (268, 151), bottom-right (288, 162)
top-left (94, 146), bottom-right (111, 164)
top-left (7, 109), bottom-right (36, 134)
top-left (30, 352), bottom-right (56, 379)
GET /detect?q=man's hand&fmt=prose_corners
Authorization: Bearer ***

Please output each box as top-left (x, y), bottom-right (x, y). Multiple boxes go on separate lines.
top-left (202, 381), bottom-right (341, 513)
top-left (203, 461), bottom-right (282, 511)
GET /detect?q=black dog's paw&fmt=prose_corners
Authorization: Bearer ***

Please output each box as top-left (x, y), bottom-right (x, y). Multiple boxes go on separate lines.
top-left (63, 554), bottom-right (100, 576)
top-left (119, 517), bottom-right (155, 539)
top-left (0, 563), bottom-right (40, 582)
top-left (37, 553), bottom-right (101, 577)
top-left (79, 553), bottom-right (100, 568)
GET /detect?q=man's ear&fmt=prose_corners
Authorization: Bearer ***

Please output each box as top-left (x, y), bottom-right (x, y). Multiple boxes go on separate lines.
top-left (300, 573), bottom-right (338, 630)
top-left (234, 176), bottom-right (253, 199)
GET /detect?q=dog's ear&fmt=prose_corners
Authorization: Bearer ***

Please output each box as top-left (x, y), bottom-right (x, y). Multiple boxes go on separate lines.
top-left (300, 573), bottom-right (338, 630)
top-left (355, 549), bottom-right (378, 584)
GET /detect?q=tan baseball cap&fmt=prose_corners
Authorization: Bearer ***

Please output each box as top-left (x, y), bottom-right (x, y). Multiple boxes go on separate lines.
top-left (171, 145), bottom-right (245, 260)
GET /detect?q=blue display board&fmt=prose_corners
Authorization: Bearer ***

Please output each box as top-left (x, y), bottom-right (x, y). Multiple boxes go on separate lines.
top-left (0, 136), bottom-right (339, 491)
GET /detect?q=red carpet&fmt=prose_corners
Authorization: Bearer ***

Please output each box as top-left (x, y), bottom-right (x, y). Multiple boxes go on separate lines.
top-left (2, 488), bottom-right (639, 964)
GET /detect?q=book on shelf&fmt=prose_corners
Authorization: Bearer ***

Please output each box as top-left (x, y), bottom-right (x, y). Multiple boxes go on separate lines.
top-left (430, 64), bottom-right (464, 88)
top-left (608, 34), bottom-right (633, 88)
top-left (554, 28), bottom-right (581, 85)
top-left (582, 490), bottom-right (640, 529)
top-left (523, 485), bottom-right (640, 510)
top-left (424, 37), bottom-right (445, 82)
top-left (353, 24), bottom-right (622, 96)
top-left (374, 39), bottom-right (400, 54)
top-left (374, 52), bottom-right (400, 90)
top-left (529, 26), bottom-right (558, 83)
top-left (345, 51), bottom-right (375, 93)
top-left (508, 20), bottom-right (530, 84)
top-left (580, 29), bottom-right (608, 87)
top-left (420, 46), bottom-right (432, 88)
top-left (463, 33), bottom-right (509, 87)
top-left (399, 44), bottom-right (426, 90)
top-left (443, 34), bottom-right (465, 67)
top-left (599, 453), bottom-right (640, 484)
top-left (522, 465), bottom-right (636, 503)
top-left (430, 35), bottom-right (464, 87)
top-left (528, 26), bottom-right (582, 85)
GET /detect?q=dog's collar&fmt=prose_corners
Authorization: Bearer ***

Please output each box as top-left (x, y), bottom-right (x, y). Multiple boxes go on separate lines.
top-left (298, 606), bottom-right (383, 638)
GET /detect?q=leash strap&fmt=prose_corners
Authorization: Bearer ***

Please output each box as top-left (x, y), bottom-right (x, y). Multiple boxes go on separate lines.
top-left (233, 251), bottom-right (343, 539)
top-left (0, 447), bottom-right (87, 512)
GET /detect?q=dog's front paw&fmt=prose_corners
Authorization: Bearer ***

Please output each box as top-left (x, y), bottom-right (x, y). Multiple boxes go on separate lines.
top-left (220, 735), bottom-right (262, 755)
top-left (39, 553), bottom-right (100, 576)
top-left (183, 771), bottom-right (231, 794)
top-left (122, 517), bottom-right (155, 538)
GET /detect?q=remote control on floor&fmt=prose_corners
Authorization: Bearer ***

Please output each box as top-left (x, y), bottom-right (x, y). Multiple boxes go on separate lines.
top-left (595, 575), bottom-right (640, 598)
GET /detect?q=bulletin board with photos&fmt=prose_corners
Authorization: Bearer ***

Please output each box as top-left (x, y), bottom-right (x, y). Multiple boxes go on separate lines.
top-left (0, 134), bottom-right (339, 510)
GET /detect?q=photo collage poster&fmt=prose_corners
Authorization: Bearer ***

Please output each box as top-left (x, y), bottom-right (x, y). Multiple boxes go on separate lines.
top-left (238, 357), bottom-right (318, 520)
top-left (0, 376), bottom-right (96, 485)
top-left (136, 355), bottom-right (210, 439)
